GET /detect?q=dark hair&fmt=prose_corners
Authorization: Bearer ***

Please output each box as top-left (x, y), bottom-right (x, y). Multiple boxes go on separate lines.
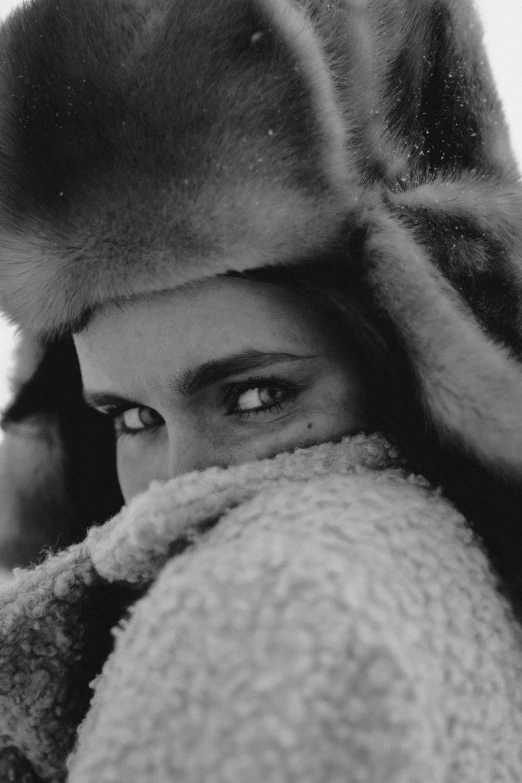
top-left (225, 260), bottom-right (418, 450)
top-left (1, 338), bottom-right (123, 565)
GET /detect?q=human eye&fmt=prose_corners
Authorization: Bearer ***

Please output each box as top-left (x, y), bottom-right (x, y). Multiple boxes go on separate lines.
top-left (224, 377), bottom-right (299, 418)
top-left (100, 403), bottom-right (164, 438)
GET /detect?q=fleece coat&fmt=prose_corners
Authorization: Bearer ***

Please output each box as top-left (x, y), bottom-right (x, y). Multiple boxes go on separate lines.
top-left (1, 434), bottom-right (522, 783)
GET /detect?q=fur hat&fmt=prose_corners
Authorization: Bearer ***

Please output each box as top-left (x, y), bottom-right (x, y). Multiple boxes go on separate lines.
top-left (1, 0), bottom-right (522, 598)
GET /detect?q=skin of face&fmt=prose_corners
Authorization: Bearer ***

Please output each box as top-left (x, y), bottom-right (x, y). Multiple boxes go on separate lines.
top-left (74, 276), bottom-right (371, 502)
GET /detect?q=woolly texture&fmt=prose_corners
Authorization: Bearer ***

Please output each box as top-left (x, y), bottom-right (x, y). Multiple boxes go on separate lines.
top-left (71, 435), bottom-right (522, 782)
top-left (0, 543), bottom-right (95, 780)
top-left (0, 546), bottom-right (136, 782)
top-left (1, 435), bottom-right (519, 781)
top-left (87, 432), bottom-right (401, 585)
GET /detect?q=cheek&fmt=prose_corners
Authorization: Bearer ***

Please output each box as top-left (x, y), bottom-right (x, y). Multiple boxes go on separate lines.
top-left (300, 358), bottom-right (370, 417)
top-left (292, 398), bottom-right (368, 446)
top-left (324, 367), bottom-right (371, 430)
top-left (288, 368), bottom-right (370, 446)
top-left (116, 434), bottom-right (170, 503)
top-left (238, 382), bottom-right (369, 462)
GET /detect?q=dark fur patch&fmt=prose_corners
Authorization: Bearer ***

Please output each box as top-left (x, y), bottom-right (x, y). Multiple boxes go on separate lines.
top-left (391, 204), bottom-right (522, 357)
top-left (0, 746), bottom-right (43, 782)
top-left (386, 3), bottom-right (485, 175)
top-left (0, 0), bottom-right (322, 229)
top-left (417, 2), bottom-right (482, 171)
top-left (0, 0), bottom-right (141, 222)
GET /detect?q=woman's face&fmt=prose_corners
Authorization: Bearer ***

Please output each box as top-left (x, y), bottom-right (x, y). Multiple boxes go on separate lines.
top-left (74, 276), bottom-right (370, 502)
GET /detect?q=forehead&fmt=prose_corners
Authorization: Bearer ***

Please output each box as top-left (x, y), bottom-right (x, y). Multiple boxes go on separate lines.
top-left (84, 276), bottom-right (317, 340)
top-left (73, 276), bottom-right (334, 387)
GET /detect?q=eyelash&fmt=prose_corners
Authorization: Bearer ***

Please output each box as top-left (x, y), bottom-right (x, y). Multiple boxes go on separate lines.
top-left (97, 376), bottom-right (299, 438)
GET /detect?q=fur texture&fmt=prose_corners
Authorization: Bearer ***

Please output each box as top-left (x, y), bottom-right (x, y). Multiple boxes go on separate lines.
top-left (0, 0), bottom-right (516, 335)
top-left (0, 0), bottom-right (522, 597)
top-left (1, 436), bottom-right (522, 781)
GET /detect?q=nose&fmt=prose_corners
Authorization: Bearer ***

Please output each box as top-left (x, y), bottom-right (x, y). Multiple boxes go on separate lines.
top-left (118, 419), bottom-right (237, 504)
top-left (166, 422), bottom-right (218, 479)
top-left (118, 418), bottom-right (221, 504)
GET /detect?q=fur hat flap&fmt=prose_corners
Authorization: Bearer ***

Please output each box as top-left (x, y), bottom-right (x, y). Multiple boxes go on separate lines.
top-left (0, 0), bottom-right (360, 335)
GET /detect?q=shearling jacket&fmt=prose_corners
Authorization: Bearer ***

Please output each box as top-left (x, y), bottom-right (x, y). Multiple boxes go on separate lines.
top-left (1, 434), bottom-right (521, 782)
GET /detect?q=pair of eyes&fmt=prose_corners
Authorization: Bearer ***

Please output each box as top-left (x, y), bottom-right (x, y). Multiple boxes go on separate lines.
top-left (110, 381), bottom-right (295, 437)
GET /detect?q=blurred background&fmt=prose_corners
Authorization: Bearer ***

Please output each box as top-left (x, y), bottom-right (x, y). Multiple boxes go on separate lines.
top-left (0, 0), bottom-right (519, 419)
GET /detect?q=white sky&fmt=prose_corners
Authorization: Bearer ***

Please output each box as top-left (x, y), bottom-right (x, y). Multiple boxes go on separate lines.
top-left (0, 0), bottom-right (519, 412)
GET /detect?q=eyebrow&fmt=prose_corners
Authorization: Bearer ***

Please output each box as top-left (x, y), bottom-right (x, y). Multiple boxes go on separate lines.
top-left (82, 350), bottom-right (316, 409)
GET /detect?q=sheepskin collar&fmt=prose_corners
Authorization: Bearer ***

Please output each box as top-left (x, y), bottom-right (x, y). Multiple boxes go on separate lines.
top-left (71, 433), bottom-right (522, 782)
top-left (1, 433), bottom-right (522, 782)
top-left (86, 433), bottom-right (406, 586)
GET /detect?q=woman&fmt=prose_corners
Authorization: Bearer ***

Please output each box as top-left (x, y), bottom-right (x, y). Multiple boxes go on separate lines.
top-left (0, 0), bottom-right (522, 780)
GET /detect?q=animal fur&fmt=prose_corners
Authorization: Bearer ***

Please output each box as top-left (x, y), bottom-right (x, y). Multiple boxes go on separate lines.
top-left (0, 0), bottom-right (522, 603)
top-left (0, 0), bottom-right (516, 335)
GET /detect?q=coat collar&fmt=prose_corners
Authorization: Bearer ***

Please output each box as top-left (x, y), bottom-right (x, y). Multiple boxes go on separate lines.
top-left (86, 433), bottom-right (406, 586)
